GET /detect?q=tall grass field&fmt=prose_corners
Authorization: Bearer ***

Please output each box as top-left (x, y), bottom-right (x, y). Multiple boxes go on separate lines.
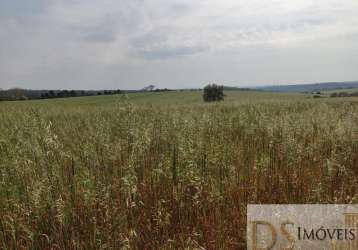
top-left (0, 90), bottom-right (357, 249)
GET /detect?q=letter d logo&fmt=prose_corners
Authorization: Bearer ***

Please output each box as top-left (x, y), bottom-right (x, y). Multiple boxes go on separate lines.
top-left (251, 221), bottom-right (277, 250)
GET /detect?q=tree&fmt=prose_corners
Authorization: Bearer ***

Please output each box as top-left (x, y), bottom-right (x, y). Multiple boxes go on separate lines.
top-left (49, 90), bottom-right (56, 98)
top-left (203, 84), bottom-right (224, 102)
top-left (142, 85), bottom-right (155, 92)
top-left (14, 88), bottom-right (25, 99)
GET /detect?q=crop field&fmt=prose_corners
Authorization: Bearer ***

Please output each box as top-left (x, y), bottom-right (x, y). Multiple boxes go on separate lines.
top-left (0, 90), bottom-right (357, 249)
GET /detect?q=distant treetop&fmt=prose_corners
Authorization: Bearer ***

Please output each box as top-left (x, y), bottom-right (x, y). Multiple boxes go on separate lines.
top-left (142, 85), bottom-right (155, 92)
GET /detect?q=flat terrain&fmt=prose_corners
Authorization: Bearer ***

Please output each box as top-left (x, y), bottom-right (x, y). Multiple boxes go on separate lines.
top-left (2, 90), bottom-right (310, 107)
top-left (0, 90), bottom-right (357, 249)
top-left (322, 87), bottom-right (358, 94)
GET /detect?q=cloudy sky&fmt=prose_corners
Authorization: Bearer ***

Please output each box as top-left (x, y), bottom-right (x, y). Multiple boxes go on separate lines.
top-left (0, 0), bottom-right (358, 90)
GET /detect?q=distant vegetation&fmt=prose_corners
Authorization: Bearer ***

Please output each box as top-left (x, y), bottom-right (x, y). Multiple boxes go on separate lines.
top-left (0, 87), bottom-right (176, 102)
top-left (203, 84), bottom-right (224, 102)
top-left (330, 91), bottom-right (358, 98)
top-left (153, 88), bottom-right (173, 92)
top-left (0, 88), bottom-right (123, 101)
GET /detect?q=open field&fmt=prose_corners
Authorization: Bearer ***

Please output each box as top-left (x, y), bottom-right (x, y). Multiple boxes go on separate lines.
top-left (1, 90), bottom-right (310, 107)
top-left (321, 88), bottom-right (358, 94)
top-left (0, 90), bottom-right (357, 249)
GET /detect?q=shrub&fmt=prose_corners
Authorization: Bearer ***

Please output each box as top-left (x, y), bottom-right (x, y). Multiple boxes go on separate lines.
top-left (203, 84), bottom-right (224, 102)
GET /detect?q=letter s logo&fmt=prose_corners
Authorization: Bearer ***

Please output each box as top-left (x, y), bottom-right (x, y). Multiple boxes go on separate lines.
top-left (280, 221), bottom-right (295, 250)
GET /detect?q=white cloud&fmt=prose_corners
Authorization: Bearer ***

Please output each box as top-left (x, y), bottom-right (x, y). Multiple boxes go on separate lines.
top-left (0, 0), bottom-right (358, 89)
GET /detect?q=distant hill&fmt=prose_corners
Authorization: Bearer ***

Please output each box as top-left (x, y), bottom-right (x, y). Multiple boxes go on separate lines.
top-left (255, 81), bottom-right (358, 93)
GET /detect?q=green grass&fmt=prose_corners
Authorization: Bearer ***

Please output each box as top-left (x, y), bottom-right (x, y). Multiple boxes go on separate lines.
top-left (321, 88), bottom-right (358, 94)
top-left (0, 90), bottom-right (357, 249)
top-left (3, 90), bottom-right (309, 107)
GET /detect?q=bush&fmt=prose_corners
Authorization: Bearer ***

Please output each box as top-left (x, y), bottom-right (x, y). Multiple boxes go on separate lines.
top-left (203, 84), bottom-right (224, 102)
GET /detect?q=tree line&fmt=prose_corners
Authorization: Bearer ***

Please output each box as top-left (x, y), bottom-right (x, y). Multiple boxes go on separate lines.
top-left (330, 91), bottom-right (358, 98)
top-left (0, 89), bottom-right (123, 101)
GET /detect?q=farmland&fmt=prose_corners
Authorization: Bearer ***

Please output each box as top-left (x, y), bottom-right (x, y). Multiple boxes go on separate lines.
top-left (0, 90), bottom-right (357, 249)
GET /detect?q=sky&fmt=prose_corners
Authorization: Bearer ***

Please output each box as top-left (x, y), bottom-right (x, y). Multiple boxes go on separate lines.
top-left (0, 0), bottom-right (358, 90)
